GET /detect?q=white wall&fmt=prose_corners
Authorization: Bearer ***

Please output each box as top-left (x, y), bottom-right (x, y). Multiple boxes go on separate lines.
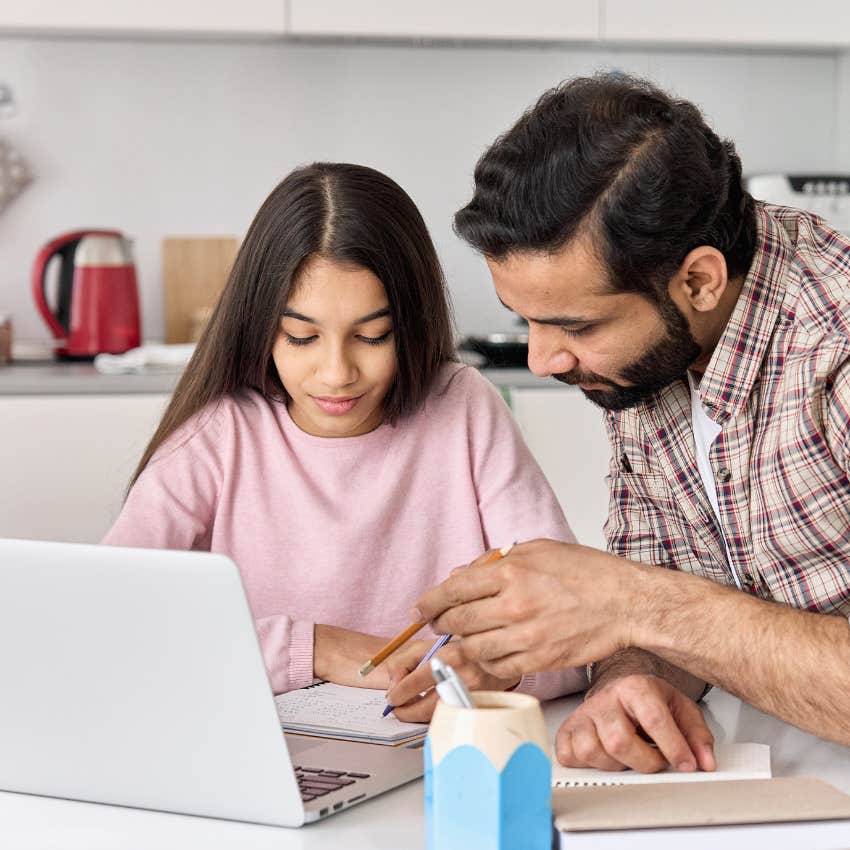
top-left (0, 37), bottom-right (845, 345)
top-left (839, 52), bottom-right (850, 172)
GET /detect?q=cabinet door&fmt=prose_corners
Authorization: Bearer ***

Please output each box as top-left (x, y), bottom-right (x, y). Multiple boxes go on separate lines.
top-left (0, 1), bottom-right (286, 36)
top-left (0, 394), bottom-right (168, 544)
top-left (509, 387), bottom-right (610, 550)
top-left (604, 0), bottom-right (850, 47)
top-left (288, 0), bottom-right (600, 41)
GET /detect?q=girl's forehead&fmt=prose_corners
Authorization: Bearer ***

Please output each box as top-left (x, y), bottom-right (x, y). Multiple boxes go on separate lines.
top-left (285, 258), bottom-right (390, 323)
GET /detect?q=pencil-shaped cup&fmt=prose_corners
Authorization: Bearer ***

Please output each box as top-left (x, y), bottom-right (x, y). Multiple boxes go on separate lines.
top-left (424, 691), bottom-right (551, 850)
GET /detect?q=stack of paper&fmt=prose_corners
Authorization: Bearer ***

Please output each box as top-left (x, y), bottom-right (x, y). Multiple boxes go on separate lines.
top-left (274, 683), bottom-right (427, 746)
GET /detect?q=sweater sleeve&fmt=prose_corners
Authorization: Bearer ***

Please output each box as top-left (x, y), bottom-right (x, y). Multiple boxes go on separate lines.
top-left (101, 409), bottom-right (223, 551)
top-left (101, 403), bottom-right (316, 694)
top-left (463, 369), bottom-right (586, 698)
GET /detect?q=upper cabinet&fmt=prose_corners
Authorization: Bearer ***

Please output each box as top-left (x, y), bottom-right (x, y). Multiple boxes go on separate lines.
top-left (0, 0), bottom-right (286, 37)
top-left (1, 0), bottom-right (849, 48)
top-left (603, 0), bottom-right (850, 49)
top-left (287, 0), bottom-right (600, 42)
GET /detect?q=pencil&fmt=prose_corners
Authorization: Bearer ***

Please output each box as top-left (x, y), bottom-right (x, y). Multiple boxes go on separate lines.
top-left (358, 542), bottom-right (516, 678)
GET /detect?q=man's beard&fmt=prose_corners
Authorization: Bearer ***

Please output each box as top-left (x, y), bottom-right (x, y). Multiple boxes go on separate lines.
top-left (553, 297), bottom-right (702, 411)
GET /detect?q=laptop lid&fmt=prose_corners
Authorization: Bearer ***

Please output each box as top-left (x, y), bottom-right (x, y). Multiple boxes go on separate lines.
top-left (0, 539), bottom-right (305, 826)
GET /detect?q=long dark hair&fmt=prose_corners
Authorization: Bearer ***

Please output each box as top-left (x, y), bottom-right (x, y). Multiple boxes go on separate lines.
top-left (131, 163), bottom-right (455, 487)
top-left (455, 72), bottom-right (757, 302)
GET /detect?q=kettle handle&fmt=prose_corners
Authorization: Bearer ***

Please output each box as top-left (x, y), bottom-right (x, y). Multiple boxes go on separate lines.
top-left (31, 229), bottom-right (122, 340)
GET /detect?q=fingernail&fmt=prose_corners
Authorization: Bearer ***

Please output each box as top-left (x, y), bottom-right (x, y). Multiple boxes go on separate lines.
top-left (677, 760), bottom-right (696, 772)
top-left (409, 608), bottom-right (423, 622)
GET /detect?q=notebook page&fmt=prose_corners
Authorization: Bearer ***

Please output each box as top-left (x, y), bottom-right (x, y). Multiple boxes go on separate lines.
top-left (552, 742), bottom-right (770, 787)
top-left (274, 683), bottom-right (427, 742)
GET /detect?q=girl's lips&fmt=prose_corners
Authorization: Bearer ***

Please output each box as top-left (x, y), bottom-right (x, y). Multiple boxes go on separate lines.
top-left (311, 394), bottom-right (363, 415)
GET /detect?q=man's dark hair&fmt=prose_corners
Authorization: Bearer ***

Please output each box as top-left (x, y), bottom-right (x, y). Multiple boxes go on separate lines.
top-left (454, 73), bottom-right (757, 301)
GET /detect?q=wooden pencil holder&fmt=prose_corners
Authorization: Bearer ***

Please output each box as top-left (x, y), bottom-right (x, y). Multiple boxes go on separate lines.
top-left (425, 690), bottom-right (551, 850)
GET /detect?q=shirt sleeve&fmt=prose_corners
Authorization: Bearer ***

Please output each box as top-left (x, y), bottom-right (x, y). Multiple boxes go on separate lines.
top-left (101, 404), bottom-right (316, 695)
top-left (464, 369), bottom-right (586, 698)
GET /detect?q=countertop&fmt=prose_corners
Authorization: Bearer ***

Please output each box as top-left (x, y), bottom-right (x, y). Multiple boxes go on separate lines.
top-left (0, 362), bottom-right (563, 396)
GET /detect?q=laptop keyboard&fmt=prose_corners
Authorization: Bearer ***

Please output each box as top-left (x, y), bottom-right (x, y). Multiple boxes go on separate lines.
top-left (294, 766), bottom-right (371, 802)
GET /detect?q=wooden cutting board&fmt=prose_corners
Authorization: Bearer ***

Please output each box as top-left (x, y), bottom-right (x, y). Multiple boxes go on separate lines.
top-left (162, 237), bottom-right (239, 343)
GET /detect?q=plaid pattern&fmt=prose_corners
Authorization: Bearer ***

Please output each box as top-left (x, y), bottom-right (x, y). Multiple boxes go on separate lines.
top-left (604, 203), bottom-right (850, 616)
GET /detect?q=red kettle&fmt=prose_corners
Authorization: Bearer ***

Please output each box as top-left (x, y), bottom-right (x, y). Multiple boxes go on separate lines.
top-left (32, 229), bottom-right (142, 359)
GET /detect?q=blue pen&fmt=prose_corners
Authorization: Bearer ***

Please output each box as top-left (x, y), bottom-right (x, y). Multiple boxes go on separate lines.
top-left (382, 633), bottom-right (452, 717)
top-left (382, 542), bottom-right (516, 717)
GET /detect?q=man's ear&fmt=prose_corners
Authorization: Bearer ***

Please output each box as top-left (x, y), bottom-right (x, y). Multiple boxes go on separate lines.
top-left (668, 247), bottom-right (728, 313)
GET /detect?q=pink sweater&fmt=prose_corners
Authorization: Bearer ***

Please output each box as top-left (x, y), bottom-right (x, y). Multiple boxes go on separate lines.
top-left (103, 363), bottom-right (586, 699)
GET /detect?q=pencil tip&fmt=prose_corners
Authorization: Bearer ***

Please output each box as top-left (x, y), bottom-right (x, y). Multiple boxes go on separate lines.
top-left (358, 662), bottom-right (374, 677)
top-left (382, 705), bottom-right (394, 717)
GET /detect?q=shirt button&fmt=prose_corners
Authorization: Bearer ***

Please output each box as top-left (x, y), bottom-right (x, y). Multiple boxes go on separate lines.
top-left (717, 467), bottom-right (732, 483)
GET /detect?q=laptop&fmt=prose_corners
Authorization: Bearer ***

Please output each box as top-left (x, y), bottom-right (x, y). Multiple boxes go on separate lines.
top-left (0, 538), bottom-right (423, 826)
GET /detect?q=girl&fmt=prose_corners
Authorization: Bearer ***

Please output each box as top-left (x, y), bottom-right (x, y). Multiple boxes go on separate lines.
top-left (103, 163), bottom-right (586, 720)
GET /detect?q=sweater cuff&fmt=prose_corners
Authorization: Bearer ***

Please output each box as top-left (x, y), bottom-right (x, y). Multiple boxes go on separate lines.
top-left (286, 620), bottom-right (316, 692)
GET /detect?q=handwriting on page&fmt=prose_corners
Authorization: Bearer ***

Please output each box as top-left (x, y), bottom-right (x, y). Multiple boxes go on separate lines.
top-left (275, 684), bottom-right (419, 735)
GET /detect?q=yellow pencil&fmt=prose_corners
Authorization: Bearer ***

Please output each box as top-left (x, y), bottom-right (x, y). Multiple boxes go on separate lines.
top-left (358, 542), bottom-right (515, 677)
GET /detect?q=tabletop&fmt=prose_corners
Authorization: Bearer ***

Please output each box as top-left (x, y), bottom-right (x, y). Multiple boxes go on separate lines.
top-left (1, 690), bottom-right (849, 849)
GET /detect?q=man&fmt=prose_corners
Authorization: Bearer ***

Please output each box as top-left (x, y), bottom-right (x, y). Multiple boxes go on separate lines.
top-left (386, 73), bottom-right (850, 773)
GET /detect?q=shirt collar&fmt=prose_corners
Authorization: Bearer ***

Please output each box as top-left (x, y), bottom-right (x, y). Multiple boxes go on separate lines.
top-left (697, 204), bottom-right (790, 423)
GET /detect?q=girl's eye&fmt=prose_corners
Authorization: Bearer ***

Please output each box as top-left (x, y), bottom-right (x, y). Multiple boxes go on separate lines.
top-left (284, 334), bottom-right (317, 347)
top-left (358, 331), bottom-right (393, 346)
top-left (561, 325), bottom-right (593, 338)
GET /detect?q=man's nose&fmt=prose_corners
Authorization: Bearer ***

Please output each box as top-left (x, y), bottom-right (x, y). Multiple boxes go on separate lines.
top-left (527, 330), bottom-right (578, 377)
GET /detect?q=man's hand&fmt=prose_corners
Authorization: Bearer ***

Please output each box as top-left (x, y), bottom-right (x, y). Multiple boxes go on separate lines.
top-left (384, 639), bottom-right (521, 723)
top-left (411, 540), bottom-right (643, 680)
top-left (556, 674), bottom-right (716, 773)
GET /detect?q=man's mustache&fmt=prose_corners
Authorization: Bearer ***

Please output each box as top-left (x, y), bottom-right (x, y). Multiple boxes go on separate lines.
top-left (552, 371), bottom-right (613, 387)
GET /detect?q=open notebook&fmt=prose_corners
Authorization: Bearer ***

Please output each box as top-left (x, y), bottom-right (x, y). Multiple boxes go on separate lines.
top-left (552, 742), bottom-right (771, 787)
top-left (274, 682), bottom-right (428, 746)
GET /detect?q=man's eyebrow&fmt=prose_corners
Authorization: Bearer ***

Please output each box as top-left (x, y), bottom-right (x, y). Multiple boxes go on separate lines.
top-left (282, 307), bottom-right (391, 324)
top-left (496, 296), bottom-right (592, 327)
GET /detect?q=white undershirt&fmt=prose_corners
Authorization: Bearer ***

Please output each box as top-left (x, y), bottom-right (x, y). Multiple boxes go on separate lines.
top-left (687, 372), bottom-right (742, 590)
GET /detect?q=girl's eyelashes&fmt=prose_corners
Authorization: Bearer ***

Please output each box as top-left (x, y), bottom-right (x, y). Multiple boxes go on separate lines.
top-left (357, 330), bottom-right (393, 346)
top-left (284, 334), bottom-right (317, 347)
top-left (282, 330), bottom-right (393, 347)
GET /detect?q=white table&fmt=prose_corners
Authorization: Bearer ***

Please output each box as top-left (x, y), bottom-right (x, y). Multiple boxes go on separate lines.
top-left (1, 691), bottom-right (849, 849)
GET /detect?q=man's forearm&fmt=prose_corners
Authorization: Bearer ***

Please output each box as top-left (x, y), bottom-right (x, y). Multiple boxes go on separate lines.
top-left (590, 647), bottom-right (707, 702)
top-left (629, 564), bottom-right (850, 745)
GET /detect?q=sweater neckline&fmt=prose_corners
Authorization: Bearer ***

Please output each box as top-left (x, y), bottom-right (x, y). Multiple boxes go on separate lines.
top-left (273, 397), bottom-right (394, 449)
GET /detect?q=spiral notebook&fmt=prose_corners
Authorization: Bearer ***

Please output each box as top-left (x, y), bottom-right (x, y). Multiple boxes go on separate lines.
top-left (274, 682), bottom-right (428, 746)
top-left (552, 742), bottom-right (771, 787)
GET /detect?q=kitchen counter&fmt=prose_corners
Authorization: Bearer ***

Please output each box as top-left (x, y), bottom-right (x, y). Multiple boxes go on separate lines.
top-left (0, 362), bottom-right (563, 396)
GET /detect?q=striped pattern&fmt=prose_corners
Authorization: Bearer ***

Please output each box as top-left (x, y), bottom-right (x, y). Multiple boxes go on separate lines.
top-left (604, 203), bottom-right (850, 616)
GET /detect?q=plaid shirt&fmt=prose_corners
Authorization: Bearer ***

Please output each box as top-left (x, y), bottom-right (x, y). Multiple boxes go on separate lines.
top-left (604, 203), bottom-right (850, 616)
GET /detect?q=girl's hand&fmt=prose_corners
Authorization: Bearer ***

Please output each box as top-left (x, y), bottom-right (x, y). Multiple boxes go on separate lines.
top-left (313, 624), bottom-right (394, 689)
top-left (384, 638), bottom-right (521, 723)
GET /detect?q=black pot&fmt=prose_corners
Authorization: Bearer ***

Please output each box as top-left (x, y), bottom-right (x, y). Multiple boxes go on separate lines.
top-left (459, 333), bottom-right (529, 369)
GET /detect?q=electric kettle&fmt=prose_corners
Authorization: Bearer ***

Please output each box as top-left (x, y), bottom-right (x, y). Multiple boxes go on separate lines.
top-left (32, 229), bottom-right (142, 359)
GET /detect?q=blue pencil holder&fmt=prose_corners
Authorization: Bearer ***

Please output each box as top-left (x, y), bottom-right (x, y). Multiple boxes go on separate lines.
top-left (424, 690), bottom-right (551, 850)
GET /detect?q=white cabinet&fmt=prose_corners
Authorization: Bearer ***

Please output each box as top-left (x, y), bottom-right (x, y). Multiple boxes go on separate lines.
top-left (508, 387), bottom-right (611, 551)
top-left (0, 394), bottom-right (168, 544)
top-left (288, 0), bottom-right (600, 42)
top-left (603, 0), bottom-right (850, 48)
top-left (0, 0), bottom-right (286, 36)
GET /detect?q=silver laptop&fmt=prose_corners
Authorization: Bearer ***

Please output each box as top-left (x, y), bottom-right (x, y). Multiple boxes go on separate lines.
top-left (0, 538), bottom-right (423, 826)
